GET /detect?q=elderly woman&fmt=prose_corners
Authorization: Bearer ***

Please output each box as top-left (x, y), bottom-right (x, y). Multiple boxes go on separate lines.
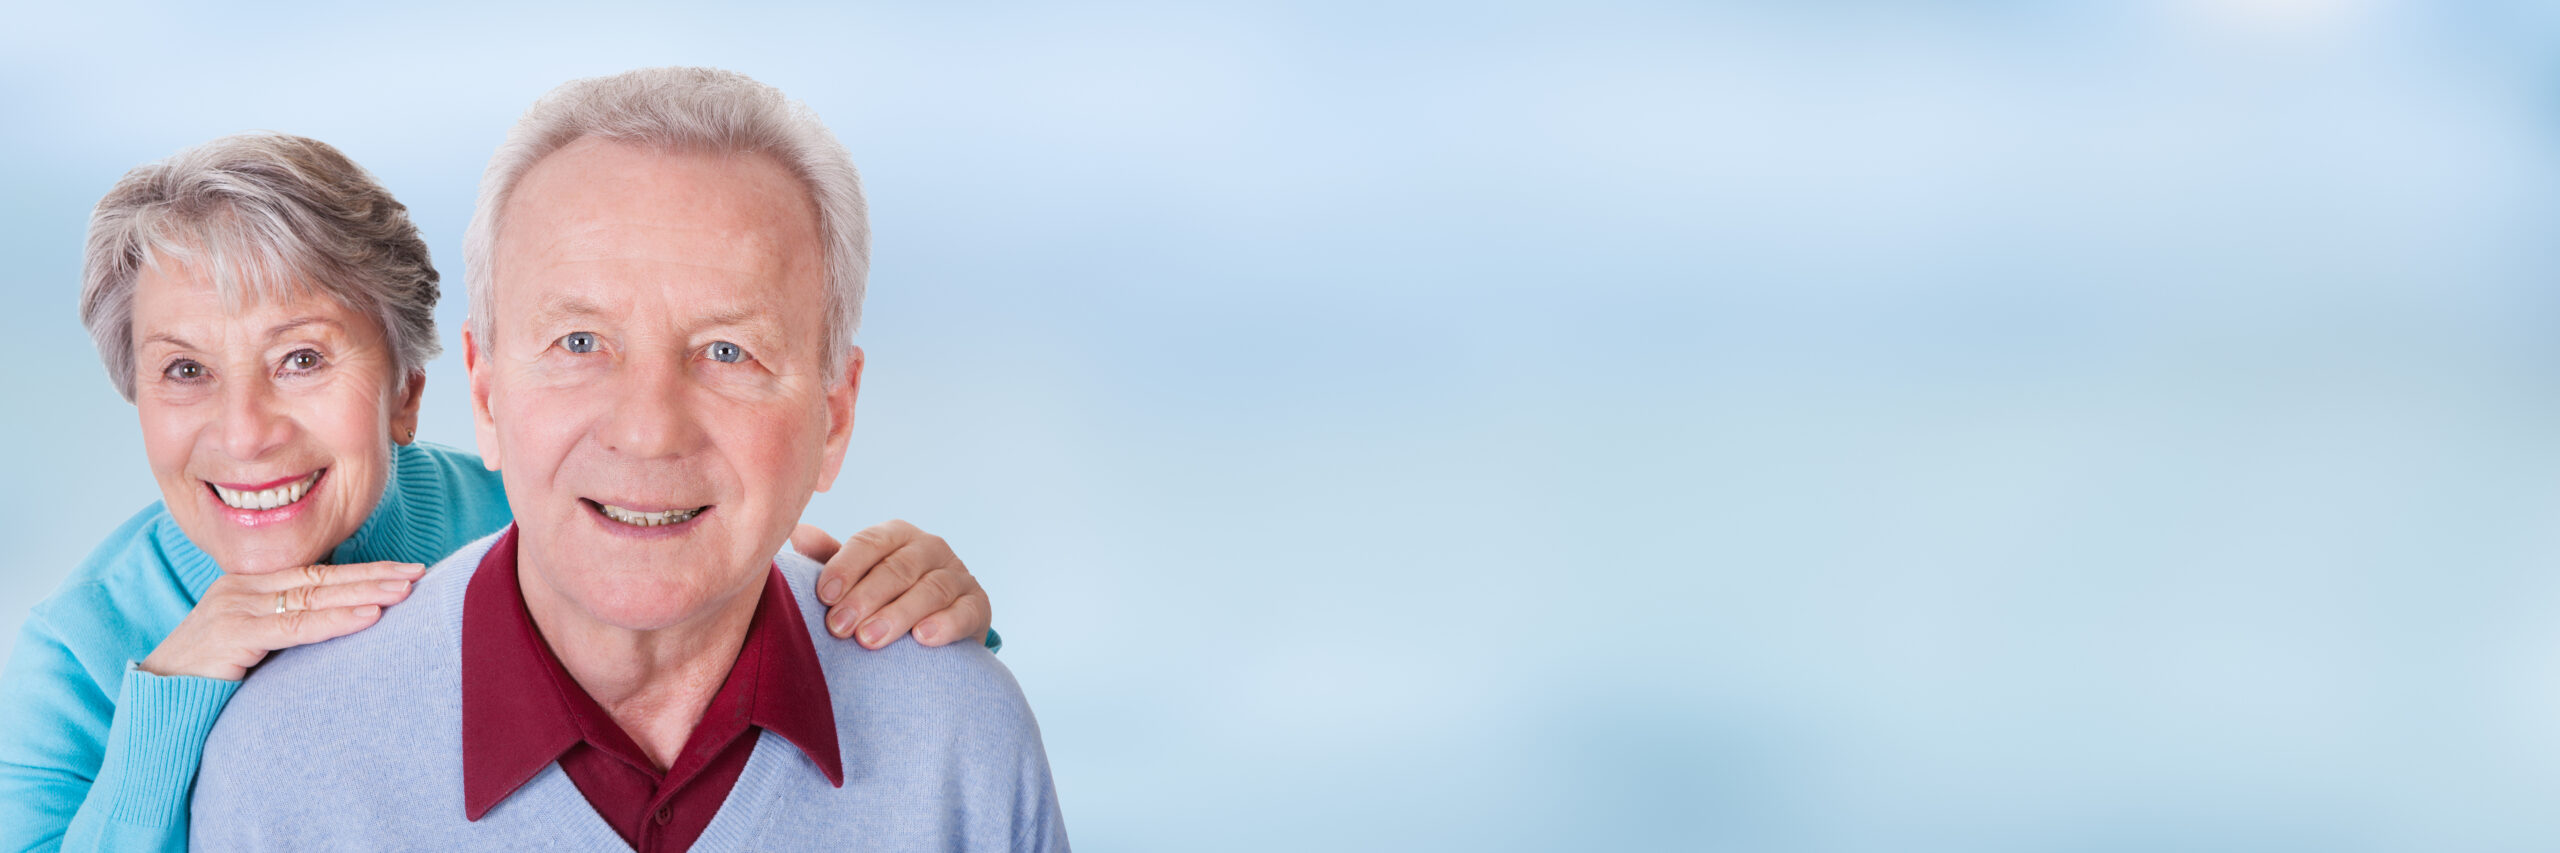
top-left (0, 133), bottom-right (1000, 852)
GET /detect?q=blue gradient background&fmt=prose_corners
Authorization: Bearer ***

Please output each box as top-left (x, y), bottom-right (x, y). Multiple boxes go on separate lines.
top-left (7, 1), bottom-right (2560, 849)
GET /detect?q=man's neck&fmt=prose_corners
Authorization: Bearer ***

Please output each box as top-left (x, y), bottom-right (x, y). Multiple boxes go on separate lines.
top-left (517, 565), bottom-right (763, 771)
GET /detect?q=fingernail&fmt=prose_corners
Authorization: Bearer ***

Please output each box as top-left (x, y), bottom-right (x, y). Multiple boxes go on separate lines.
top-left (380, 581), bottom-right (412, 593)
top-left (858, 622), bottom-right (885, 648)
top-left (356, 605), bottom-right (381, 618)
top-left (399, 564), bottom-right (427, 576)
top-left (829, 611), bottom-right (854, 638)
top-left (913, 621), bottom-right (939, 645)
top-left (819, 577), bottom-right (845, 604)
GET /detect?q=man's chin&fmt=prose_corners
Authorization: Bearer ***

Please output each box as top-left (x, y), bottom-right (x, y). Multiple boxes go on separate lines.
top-left (551, 572), bottom-right (744, 633)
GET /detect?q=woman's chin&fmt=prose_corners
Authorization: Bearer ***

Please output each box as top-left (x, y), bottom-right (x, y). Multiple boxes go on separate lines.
top-left (201, 538), bottom-right (336, 575)
top-left (176, 504), bottom-right (346, 574)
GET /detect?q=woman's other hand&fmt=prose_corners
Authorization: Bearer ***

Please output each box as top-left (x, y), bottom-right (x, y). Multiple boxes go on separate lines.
top-left (793, 520), bottom-right (992, 649)
top-left (136, 561), bottom-right (427, 681)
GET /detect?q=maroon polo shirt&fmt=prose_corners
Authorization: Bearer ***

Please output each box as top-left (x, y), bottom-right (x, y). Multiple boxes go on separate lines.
top-left (461, 526), bottom-right (843, 852)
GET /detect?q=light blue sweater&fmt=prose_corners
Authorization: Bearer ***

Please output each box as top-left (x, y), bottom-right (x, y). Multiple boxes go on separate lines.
top-left (190, 531), bottom-right (1066, 852)
top-left (0, 442), bottom-right (514, 853)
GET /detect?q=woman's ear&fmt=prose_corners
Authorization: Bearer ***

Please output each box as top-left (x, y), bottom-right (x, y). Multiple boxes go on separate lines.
top-left (391, 368), bottom-right (427, 444)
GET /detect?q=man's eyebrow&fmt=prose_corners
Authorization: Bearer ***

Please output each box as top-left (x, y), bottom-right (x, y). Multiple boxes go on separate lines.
top-left (528, 295), bottom-right (612, 325)
top-left (693, 306), bottom-right (767, 330)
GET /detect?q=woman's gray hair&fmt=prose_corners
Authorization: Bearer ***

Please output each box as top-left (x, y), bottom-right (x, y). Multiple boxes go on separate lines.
top-left (463, 66), bottom-right (869, 381)
top-left (81, 133), bottom-right (442, 402)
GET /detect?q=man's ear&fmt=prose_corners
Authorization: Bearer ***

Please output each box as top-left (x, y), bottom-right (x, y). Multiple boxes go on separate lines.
top-left (464, 326), bottom-right (503, 471)
top-left (811, 345), bottom-right (863, 493)
top-left (390, 369), bottom-right (426, 445)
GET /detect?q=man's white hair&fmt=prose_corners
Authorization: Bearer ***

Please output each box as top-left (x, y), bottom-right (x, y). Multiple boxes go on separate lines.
top-left (463, 66), bottom-right (868, 380)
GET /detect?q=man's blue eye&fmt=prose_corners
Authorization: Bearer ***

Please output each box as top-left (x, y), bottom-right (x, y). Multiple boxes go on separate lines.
top-left (559, 332), bottom-right (598, 354)
top-left (707, 341), bottom-right (746, 364)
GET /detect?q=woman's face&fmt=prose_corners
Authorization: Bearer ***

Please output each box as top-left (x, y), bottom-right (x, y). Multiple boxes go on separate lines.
top-left (131, 262), bottom-right (423, 574)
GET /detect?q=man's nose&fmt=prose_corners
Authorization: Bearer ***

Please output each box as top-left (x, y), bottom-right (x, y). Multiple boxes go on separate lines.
top-left (598, 353), bottom-right (709, 459)
top-left (215, 377), bottom-right (296, 462)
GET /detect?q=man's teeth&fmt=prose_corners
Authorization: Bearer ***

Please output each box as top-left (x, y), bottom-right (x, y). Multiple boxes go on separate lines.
top-left (598, 503), bottom-right (703, 527)
top-left (213, 472), bottom-right (319, 511)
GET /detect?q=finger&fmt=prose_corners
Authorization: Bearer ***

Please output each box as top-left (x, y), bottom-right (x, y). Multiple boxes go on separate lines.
top-left (852, 566), bottom-right (970, 649)
top-left (912, 588), bottom-right (992, 648)
top-left (791, 524), bottom-right (842, 565)
top-left (816, 519), bottom-right (921, 609)
top-left (242, 561), bottom-right (425, 592)
top-left (265, 604), bottom-right (388, 650)
top-left (293, 578), bottom-right (419, 612)
top-left (832, 538), bottom-right (943, 639)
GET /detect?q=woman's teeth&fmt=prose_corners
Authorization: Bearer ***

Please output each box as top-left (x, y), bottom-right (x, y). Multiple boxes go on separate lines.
top-left (213, 472), bottom-right (319, 511)
top-left (599, 503), bottom-right (703, 527)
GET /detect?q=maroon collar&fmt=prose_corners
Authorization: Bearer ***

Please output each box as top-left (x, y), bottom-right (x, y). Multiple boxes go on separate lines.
top-left (460, 525), bottom-right (842, 821)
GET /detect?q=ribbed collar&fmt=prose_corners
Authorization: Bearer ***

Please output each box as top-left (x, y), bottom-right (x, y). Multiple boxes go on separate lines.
top-left (331, 441), bottom-right (451, 567)
top-left (152, 512), bottom-right (226, 602)
top-left (155, 441), bottom-right (452, 601)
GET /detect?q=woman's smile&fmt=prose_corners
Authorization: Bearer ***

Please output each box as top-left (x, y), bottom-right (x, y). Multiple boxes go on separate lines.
top-left (203, 468), bottom-right (326, 528)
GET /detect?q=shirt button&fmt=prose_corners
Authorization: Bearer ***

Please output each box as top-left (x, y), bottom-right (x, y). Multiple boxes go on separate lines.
top-left (656, 805), bottom-right (673, 825)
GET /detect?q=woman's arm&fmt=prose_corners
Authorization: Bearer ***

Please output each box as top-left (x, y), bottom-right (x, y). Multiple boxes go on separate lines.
top-left (0, 611), bottom-right (111, 852)
top-left (0, 560), bottom-right (423, 853)
top-left (0, 608), bottom-right (234, 853)
top-left (59, 666), bottom-right (238, 852)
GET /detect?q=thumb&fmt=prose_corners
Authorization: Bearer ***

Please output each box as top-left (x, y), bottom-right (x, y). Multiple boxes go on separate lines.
top-left (790, 523), bottom-right (841, 563)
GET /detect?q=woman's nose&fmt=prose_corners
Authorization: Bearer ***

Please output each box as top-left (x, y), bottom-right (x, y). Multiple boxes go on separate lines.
top-left (215, 378), bottom-right (296, 462)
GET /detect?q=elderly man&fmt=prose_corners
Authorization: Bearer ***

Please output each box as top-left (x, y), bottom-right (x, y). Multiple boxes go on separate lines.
top-left (191, 68), bottom-right (1065, 851)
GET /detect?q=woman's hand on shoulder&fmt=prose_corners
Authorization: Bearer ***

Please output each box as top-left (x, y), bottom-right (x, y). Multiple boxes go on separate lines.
top-left (137, 561), bottom-right (427, 681)
top-left (792, 520), bottom-right (992, 649)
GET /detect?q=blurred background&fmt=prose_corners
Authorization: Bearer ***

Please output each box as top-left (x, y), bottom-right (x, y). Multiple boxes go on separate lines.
top-left (6, 0), bottom-right (2560, 849)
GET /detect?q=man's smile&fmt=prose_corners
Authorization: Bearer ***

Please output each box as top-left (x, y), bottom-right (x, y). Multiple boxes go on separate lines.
top-left (582, 497), bottom-right (711, 528)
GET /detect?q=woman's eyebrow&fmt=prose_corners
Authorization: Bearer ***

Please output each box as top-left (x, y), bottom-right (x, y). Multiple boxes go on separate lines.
top-left (262, 316), bottom-right (342, 340)
top-left (140, 331), bottom-right (197, 351)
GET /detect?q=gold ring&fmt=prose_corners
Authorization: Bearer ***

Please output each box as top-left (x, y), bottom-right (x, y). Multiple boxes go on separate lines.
top-left (275, 592), bottom-right (289, 614)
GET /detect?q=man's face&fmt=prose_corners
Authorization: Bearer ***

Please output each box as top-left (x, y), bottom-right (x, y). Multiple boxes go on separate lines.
top-left (469, 137), bottom-right (859, 632)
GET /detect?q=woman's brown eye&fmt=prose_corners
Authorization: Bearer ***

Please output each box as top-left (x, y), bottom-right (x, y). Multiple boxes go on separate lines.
top-left (166, 361), bottom-right (204, 380)
top-left (284, 350), bottom-right (324, 371)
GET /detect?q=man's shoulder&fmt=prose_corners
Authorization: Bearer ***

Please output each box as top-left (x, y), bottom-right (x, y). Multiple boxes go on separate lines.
top-left (773, 553), bottom-right (1043, 739)
top-left (212, 531), bottom-right (491, 740)
top-left (253, 530), bottom-right (491, 680)
top-left (195, 534), bottom-right (484, 841)
top-left (760, 552), bottom-right (1063, 851)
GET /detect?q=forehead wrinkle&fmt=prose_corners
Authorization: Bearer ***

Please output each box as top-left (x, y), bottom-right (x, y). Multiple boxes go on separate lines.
top-left (518, 290), bottom-right (789, 349)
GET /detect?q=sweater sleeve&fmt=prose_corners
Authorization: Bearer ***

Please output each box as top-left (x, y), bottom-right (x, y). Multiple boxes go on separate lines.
top-left (0, 612), bottom-right (113, 853)
top-left (0, 602), bottom-right (237, 853)
top-left (58, 667), bottom-right (237, 853)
